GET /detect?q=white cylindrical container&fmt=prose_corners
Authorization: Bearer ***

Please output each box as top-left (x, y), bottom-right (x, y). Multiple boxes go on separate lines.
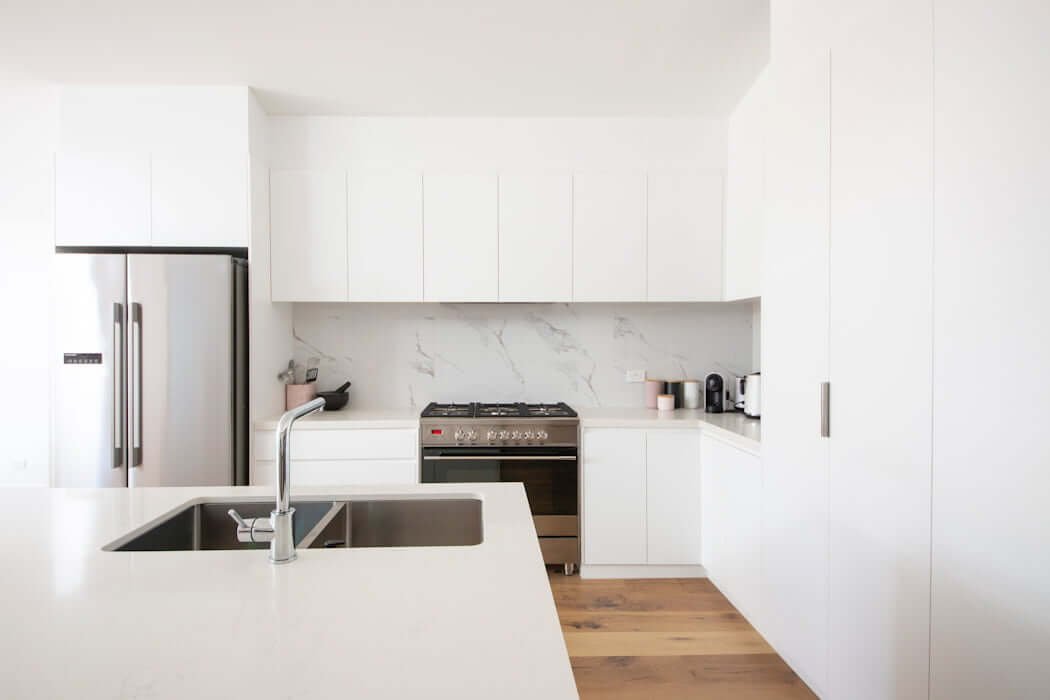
top-left (683, 380), bottom-right (702, 409)
top-left (656, 394), bottom-right (675, 412)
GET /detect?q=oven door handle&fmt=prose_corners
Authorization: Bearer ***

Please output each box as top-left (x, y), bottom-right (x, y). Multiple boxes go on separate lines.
top-left (421, 455), bottom-right (576, 461)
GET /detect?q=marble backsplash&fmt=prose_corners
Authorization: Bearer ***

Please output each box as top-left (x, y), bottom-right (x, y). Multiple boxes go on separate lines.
top-left (291, 302), bottom-right (757, 409)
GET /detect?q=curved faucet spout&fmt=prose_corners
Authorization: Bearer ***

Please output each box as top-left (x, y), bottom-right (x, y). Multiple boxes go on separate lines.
top-left (270, 396), bottom-right (325, 564)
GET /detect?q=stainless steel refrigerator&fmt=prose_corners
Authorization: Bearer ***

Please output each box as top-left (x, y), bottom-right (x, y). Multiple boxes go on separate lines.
top-left (52, 253), bottom-right (248, 487)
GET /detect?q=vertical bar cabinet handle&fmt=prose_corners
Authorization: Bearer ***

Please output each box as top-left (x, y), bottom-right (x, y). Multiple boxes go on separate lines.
top-left (113, 303), bottom-right (124, 468)
top-left (131, 302), bottom-right (143, 467)
top-left (820, 381), bottom-right (831, 438)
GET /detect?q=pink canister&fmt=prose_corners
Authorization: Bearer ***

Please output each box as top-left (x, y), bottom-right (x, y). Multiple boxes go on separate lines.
top-left (285, 383), bottom-right (317, 410)
top-left (645, 379), bottom-right (666, 409)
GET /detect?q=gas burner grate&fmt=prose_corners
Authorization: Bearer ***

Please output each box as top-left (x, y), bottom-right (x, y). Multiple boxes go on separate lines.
top-left (421, 401), bottom-right (578, 419)
top-left (476, 403), bottom-right (526, 418)
top-left (421, 402), bottom-right (476, 418)
top-left (524, 403), bottom-right (577, 418)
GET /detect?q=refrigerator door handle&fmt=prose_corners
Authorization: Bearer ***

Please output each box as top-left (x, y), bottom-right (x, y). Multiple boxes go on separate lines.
top-left (113, 303), bottom-right (125, 468)
top-left (131, 302), bottom-right (143, 467)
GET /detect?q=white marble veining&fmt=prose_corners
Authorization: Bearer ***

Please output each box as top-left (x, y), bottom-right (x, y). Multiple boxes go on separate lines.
top-left (0, 483), bottom-right (576, 699)
top-left (292, 302), bottom-right (756, 409)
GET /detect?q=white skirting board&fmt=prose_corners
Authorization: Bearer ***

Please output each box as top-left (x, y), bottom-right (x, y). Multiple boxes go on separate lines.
top-left (580, 564), bottom-right (707, 579)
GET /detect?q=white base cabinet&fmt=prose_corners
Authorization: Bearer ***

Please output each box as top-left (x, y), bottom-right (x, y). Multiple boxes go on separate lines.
top-left (582, 428), bottom-right (702, 573)
top-left (251, 428), bottom-right (418, 487)
top-left (646, 429), bottom-right (703, 564)
top-left (700, 434), bottom-right (761, 623)
top-left (580, 428), bottom-right (647, 565)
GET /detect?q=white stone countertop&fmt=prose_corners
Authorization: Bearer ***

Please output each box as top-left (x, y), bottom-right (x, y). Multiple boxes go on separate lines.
top-left (1, 483), bottom-right (577, 699)
top-left (577, 407), bottom-right (761, 453)
top-left (255, 407), bottom-right (421, 430)
top-left (256, 406), bottom-right (759, 452)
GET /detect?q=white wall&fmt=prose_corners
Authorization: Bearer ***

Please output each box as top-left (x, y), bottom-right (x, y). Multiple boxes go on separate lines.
top-left (0, 76), bottom-right (59, 486)
top-left (268, 116), bottom-right (726, 172)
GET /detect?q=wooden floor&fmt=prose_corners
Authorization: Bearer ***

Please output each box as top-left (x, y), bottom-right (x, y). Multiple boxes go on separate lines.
top-left (548, 571), bottom-right (816, 699)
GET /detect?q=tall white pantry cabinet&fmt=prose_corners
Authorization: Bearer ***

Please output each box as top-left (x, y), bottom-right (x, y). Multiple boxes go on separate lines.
top-left (760, 1), bottom-right (1050, 698)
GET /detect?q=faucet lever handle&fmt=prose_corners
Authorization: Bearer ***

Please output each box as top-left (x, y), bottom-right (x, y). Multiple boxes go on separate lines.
top-left (228, 509), bottom-right (275, 544)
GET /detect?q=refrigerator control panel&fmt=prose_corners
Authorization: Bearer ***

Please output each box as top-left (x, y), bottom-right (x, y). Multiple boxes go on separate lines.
top-left (63, 352), bottom-right (102, 365)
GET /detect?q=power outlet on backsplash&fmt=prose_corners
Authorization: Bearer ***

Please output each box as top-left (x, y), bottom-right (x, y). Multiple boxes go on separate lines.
top-left (625, 369), bottom-right (646, 383)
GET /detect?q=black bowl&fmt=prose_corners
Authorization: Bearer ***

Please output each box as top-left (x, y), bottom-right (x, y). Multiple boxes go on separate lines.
top-left (317, 391), bottom-right (349, 411)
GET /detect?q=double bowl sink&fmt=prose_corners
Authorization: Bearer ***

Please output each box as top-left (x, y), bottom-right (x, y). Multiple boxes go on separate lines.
top-left (104, 496), bottom-right (483, 552)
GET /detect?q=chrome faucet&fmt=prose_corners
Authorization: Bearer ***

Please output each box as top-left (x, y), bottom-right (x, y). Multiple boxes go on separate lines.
top-left (228, 397), bottom-right (326, 564)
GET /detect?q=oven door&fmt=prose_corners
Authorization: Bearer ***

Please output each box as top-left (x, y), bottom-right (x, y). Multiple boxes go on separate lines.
top-left (420, 446), bottom-right (578, 519)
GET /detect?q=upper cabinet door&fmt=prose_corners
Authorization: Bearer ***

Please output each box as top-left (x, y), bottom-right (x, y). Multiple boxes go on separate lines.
top-left (151, 151), bottom-right (249, 247)
top-left (647, 172), bottom-right (724, 301)
top-left (572, 172), bottom-right (646, 301)
top-left (498, 174), bottom-right (572, 302)
top-left (55, 152), bottom-right (150, 247)
top-left (348, 171), bottom-right (423, 301)
top-left (423, 174), bottom-right (498, 302)
top-left (725, 69), bottom-right (768, 301)
top-left (269, 169), bottom-right (348, 302)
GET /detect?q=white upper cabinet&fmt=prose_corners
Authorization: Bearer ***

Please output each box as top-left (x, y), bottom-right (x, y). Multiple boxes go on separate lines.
top-left (645, 429), bottom-right (702, 564)
top-left (423, 174), bottom-right (498, 302)
top-left (647, 172), bottom-right (723, 301)
top-left (725, 69), bottom-right (768, 301)
top-left (56, 87), bottom-right (253, 249)
top-left (348, 171), bottom-right (423, 301)
top-left (572, 172), bottom-right (646, 301)
top-left (498, 173), bottom-right (572, 302)
top-left (151, 151), bottom-right (249, 247)
top-left (270, 169), bottom-right (348, 302)
top-left (55, 152), bottom-right (151, 247)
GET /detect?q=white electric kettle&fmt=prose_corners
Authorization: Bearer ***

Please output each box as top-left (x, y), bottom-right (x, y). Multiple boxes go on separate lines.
top-left (744, 372), bottom-right (761, 418)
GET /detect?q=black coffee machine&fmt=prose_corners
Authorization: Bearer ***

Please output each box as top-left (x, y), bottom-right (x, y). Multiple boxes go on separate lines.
top-left (705, 373), bottom-right (727, 413)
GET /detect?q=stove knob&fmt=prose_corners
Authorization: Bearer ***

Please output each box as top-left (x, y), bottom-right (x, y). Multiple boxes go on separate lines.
top-left (536, 430), bottom-right (549, 440)
top-left (523, 430), bottom-right (534, 440)
top-left (467, 430), bottom-right (478, 441)
top-left (453, 429), bottom-right (463, 441)
top-left (498, 430), bottom-right (509, 440)
top-left (508, 430), bottom-right (518, 440)
top-left (486, 430), bottom-right (497, 441)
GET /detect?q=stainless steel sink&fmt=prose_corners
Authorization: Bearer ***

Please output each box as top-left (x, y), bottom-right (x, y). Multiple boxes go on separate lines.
top-left (103, 497), bottom-right (483, 552)
top-left (305, 498), bottom-right (483, 549)
top-left (104, 499), bottom-right (334, 552)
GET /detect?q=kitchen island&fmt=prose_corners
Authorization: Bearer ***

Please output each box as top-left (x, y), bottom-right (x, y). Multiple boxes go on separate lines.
top-left (1, 483), bottom-right (577, 699)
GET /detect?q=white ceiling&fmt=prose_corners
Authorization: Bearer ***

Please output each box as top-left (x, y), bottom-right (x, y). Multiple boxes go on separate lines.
top-left (0, 0), bottom-right (768, 117)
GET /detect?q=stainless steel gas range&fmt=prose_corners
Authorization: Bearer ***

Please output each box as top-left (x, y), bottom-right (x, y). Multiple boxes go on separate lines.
top-left (419, 402), bottom-right (580, 575)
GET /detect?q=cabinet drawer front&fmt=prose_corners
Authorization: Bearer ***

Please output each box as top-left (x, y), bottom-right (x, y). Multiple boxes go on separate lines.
top-left (253, 459), bottom-right (418, 487)
top-left (253, 429), bottom-right (416, 462)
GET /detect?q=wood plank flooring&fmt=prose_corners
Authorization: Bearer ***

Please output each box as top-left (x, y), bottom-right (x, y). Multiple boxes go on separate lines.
top-left (548, 572), bottom-right (816, 699)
